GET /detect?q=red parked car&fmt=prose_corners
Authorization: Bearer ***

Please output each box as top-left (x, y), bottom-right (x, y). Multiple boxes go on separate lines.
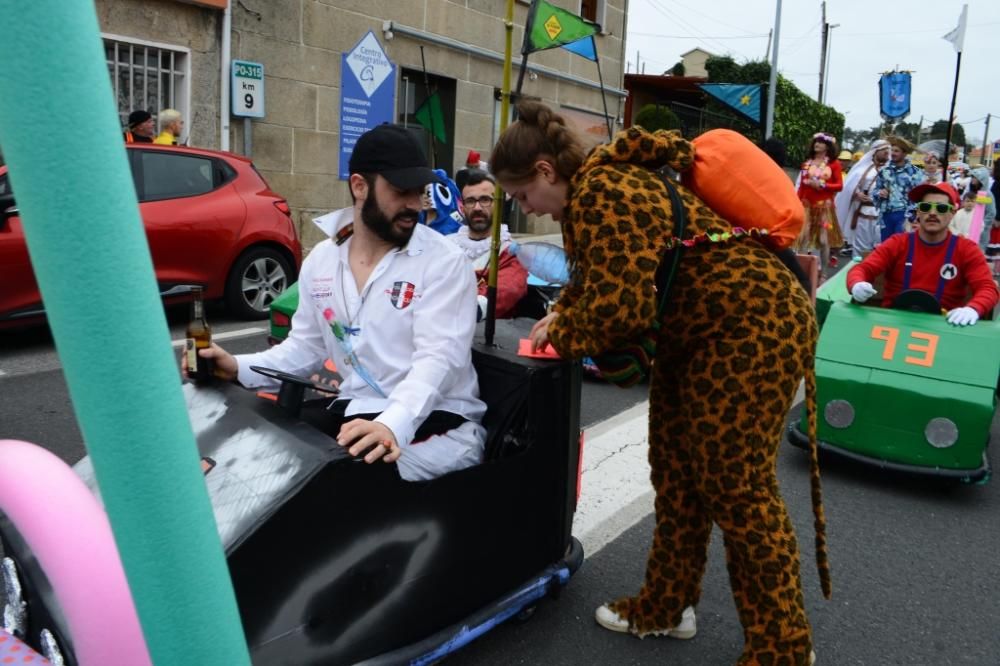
top-left (0, 144), bottom-right (301, 327)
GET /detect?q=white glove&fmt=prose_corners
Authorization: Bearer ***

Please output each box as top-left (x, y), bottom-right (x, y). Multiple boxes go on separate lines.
top-left (851, 281), bottom-right (877, 303)
top-left (476, 294), bottom-right (488, 322)
top-left (946, 306), bottom-right (979, 326)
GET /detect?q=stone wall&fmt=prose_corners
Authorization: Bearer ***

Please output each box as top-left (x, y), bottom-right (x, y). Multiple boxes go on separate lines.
top-left (96, 0), bottom-right (221, 148)
top-left (230, 0), bottom-right (627, 246)
top-left (97, 0), bottom-right (629, 246)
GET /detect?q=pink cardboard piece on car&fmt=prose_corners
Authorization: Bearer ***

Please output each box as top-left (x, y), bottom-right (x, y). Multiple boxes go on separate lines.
top-left (518, 338), bottom-right (561, 360)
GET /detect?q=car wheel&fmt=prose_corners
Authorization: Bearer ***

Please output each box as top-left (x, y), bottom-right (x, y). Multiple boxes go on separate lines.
top-left (225, 247), bottom-right (294, 320)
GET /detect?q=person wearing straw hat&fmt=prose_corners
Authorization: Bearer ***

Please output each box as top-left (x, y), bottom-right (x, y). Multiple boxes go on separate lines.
top-left (871, 135), bottom-right (922, 242)
top-left (837, 149), bottom-right (853, 173)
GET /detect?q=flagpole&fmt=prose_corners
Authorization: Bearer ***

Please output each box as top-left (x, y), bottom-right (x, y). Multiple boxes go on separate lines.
top-left (485, 0), bottom-right (516, 346)
top-left (942, 50), bottom-right (961, 166)
top-left (594, 44), bottom-right (614, 141)
top-left (514, 0), bottom-right (539, 97)
top-left (764, 0), bottom-right (782, 138)
top-left (418, 46), bottom-right (439, 168)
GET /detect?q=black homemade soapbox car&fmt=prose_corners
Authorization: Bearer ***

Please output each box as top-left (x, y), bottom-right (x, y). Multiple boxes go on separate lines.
top-left (1, 320), bottom-right (584, 664)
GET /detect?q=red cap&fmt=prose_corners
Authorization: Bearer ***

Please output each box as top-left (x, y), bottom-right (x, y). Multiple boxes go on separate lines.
top-left (908, 181), bottom-right (959, 206)
top-left (466, 150), bottom-right (481, 165)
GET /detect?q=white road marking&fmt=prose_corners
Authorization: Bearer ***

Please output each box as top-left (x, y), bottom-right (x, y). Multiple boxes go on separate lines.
top-left (169, 327), bottom-right (267, 348)
top-left (577, 384), bottom-right (806, 557)
top-left (575, 401), bottom-right (653, 556)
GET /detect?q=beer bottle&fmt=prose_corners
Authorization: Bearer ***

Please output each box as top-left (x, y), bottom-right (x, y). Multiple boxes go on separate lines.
top-left (185, 287), bottom-right (214, 383)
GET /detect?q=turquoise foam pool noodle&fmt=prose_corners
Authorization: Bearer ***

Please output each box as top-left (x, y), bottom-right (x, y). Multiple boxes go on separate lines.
top-left (0, 2), bottom-right (251, 664)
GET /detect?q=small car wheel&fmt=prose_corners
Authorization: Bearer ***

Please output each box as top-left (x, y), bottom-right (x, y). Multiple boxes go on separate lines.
top-left (226, 247), bottom-right (294, 320)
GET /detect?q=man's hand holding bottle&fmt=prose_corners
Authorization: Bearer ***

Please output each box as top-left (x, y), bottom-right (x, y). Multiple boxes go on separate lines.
top-left (180, 342), bottom-right (238, 382)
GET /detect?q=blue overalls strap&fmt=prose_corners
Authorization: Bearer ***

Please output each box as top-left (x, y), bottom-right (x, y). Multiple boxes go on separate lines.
top-left (934, 234), bottom-right (959, 302)
top-left (902, 232), bottom-right (916, 291)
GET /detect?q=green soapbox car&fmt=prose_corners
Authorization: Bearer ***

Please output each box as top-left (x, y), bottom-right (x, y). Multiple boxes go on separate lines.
top-left (788, 261), bottom-right (998, 483)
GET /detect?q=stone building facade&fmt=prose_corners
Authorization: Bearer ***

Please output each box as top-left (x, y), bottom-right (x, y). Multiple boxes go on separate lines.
top-left (94, 0), bottom-right (629, 248)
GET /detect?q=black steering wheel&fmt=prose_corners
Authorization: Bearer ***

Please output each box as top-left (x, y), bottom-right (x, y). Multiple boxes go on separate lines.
top-left (250, 365), bottom-right (338, 417)
top-left (890, 289), bottom-right (942, 314)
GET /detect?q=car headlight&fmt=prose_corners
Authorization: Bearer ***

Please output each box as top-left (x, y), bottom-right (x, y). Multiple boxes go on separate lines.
top-left (824, 400), bottom-right (855, 428)
top-left (925, 418), bottom-right (959, 448)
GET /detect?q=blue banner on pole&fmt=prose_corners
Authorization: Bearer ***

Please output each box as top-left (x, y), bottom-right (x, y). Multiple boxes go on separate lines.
top-left (699, 83), bottom-right (762, 124)
top-left (879, 71), bottom-right (911, 121)
top-left (339, 31), bottom-right (396, 180)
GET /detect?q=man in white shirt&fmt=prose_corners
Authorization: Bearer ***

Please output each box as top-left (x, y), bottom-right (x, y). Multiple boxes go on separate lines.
top-left (190, 124), bottom-right (487, 481)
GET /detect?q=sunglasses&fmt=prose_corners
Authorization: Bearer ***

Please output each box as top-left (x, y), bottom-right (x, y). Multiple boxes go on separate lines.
top-left (916, 202), bottom-right (954, 214)
top-left (462, 195), bottom-right (495, 208)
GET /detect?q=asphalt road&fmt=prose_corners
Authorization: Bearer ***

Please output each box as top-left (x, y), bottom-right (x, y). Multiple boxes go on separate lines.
top-left (2, 312), bottom-right (998, 665)
top-left (458, 404), bottom-right (1000, 666)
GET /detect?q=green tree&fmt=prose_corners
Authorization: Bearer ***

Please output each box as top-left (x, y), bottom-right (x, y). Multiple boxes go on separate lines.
top-left (635, 104), bottom-right (681, 132)
top-left (669, 62), bottom-right (685, 77)
top-left (892, 121), bottom-right (921, 143)
top-left (928, 119), bottom-right (966, 147)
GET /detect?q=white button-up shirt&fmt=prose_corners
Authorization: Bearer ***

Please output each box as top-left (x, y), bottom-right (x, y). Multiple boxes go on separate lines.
top-left (236, 208), bottom-right (486, 478)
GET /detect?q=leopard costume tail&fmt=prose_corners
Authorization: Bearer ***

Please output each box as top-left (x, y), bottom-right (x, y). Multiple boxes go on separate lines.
top-left (805, 363), bottom-right (832, 599)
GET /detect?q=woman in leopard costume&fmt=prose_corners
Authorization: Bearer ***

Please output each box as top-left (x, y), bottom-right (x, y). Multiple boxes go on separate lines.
top-left (491, 102), bottom-right (830, 666)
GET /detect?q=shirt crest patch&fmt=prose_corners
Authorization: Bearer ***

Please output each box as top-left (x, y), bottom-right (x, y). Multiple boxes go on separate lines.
top-left (388, 281), bottom-right (417, 309)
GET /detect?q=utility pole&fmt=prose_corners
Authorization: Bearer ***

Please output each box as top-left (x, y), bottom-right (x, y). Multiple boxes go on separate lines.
top-left (821, 23), bottom-right (838, 104)
top-left (817, 1), bottom-right (828, 102)
top-left (765, 28), bottom-right (773, 60)
top-left (982, 114), bottom-right (992, 166)
top-left (765, 0), bottom-right (782, 138)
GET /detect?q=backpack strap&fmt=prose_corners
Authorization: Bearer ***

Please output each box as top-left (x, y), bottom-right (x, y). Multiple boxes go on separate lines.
top-left (653, 174), bottom-right (687, 317)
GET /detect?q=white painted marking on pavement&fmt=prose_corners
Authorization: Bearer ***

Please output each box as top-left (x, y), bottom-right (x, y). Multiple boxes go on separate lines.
top-left (170, 327), bottom-right (266, 348)
top-left (574, 401), bottom-right (653, 556)
top-left (576, 384), bottom-right (807, 557)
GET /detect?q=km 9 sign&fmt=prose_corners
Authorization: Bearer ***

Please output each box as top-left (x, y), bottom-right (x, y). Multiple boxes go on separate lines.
top-left (232, 59), bottom-right (265, 119)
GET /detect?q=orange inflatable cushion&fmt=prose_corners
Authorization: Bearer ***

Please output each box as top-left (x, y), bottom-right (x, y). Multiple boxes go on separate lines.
top-left (681, 129), bottom-right (804, 251)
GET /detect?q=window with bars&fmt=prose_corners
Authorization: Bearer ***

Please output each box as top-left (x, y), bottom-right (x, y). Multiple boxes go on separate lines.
top-left (104, 38), bottom-right (187, 129)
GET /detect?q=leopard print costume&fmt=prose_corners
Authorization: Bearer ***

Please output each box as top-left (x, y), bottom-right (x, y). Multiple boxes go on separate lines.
top-left (547, 127), bottom-right (830, 665)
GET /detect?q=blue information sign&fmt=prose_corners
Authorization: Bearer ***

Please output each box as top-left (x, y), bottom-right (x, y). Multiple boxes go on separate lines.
top-left (339, 31), bottom-right (396, 180)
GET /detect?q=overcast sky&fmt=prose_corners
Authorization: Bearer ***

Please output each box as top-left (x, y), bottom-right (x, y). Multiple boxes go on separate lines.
top-left (624, 0), bottom-right (1000, 150)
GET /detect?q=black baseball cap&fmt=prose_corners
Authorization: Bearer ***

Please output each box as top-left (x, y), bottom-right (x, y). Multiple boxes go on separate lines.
top-left (127, 110), bottom-right (152, 127)
top-left (349, 124), bottom-right (442, 190)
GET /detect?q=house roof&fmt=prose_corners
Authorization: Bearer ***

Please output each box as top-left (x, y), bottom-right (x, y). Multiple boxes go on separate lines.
top-left (680, 47), bottom-right (716, 58)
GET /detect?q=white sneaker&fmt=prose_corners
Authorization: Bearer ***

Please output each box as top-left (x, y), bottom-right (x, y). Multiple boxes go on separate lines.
top-left (594, 604), bottom-right (697, 639)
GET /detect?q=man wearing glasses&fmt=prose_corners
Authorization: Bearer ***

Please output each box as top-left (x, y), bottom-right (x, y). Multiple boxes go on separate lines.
top-left (450, 169), bottom-right (528, 320)
top-left (847, 182), bottom-right (998, 326)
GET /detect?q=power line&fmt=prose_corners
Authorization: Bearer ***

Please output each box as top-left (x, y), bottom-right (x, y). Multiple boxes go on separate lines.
top-left (651, 0), bottom-right (767, 37)
top-left (644, 0), bottom-right (751, 59)
top-left (630, 31), bottom-right (769, 39)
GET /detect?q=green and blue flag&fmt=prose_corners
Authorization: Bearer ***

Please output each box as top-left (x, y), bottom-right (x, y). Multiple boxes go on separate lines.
top-left (523, 0), bottom-right (599, 60)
